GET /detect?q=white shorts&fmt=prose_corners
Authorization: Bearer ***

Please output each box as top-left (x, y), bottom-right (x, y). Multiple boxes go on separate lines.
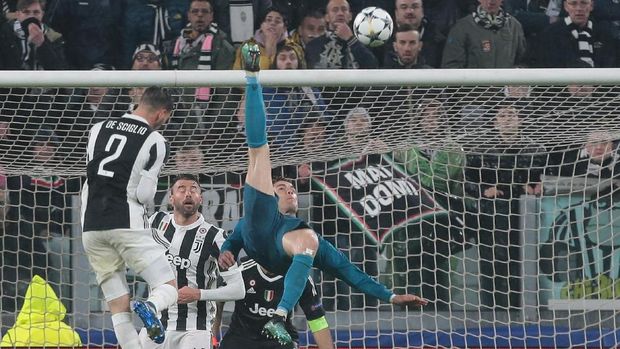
top-left (82, 228), bottom-right (167, 284)
top-left (139, 328), bottom-right (212, 349)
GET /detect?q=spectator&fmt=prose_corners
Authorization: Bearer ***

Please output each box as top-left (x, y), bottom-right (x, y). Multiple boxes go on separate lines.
top-left (120, 0), bottom-right (189, 69)
top-left (172, 0), bottom-right (235, 106)
top-left (172, 143), bottom-right (205, 174)
top-left (213, 0), bottom-right (272, 45)
top-left (338, 107), bottom-right (387, 153)
top-left (289, 9), bottom-right (327, 48)
top-left (539, 0), bottom-right (617, 68)
top-left (263, 40), bottom-right (326, 151)
top-left (305, 0), bottom-right (378, 69)
top-left (45, 0), bottom-right (122, 69)
top-left (0, 0), bottom-right (67, 70)
top-left (464, 105), bottom-right (545, 311)
top-left (383, 24), bottom-right (430, 68)
top-left (392, 99), bottom-right (468, 310)
top-left (442, 0), bottom-right (526, 68)
top-left (388, 0), bottom-right (446, 67)
top-left (552, 130), bottom-right (620, 179)
top-left (233, 6), bottom-right (288, 70)
top-left (131, 43), bottom-right (163, 70)
top-left (171, 0), bottom-right (235, 74)
top-left (114, 44), bottom-right (164, 115)
top-left (3, 128), bottom-right (81, 312)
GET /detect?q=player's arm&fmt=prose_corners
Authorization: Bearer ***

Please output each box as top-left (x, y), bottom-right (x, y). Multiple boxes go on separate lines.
top-left (298, 276), bottom-right (334, 349)
top-left (179, 229), bottom-right (246, 303)
top-left (136, 135), bottom-right (169, 204)
top-left (177, 263), bottom-right (244, 303)
top-left (243, 71), bottom-right (274, 196)
top-left (316, 239), bottom-right (427, 306)
top-left (220, 224), bottom-right (243, 257)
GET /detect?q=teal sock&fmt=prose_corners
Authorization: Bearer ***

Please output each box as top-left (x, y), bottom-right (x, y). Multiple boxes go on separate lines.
top-left (244, 76), bottom-right (267, 148)
top-left (277, 254), bottom-right (314, 313)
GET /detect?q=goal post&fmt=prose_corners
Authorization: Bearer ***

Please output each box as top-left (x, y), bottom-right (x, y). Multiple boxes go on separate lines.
top-left (1, 69), bottom-right (620, 348)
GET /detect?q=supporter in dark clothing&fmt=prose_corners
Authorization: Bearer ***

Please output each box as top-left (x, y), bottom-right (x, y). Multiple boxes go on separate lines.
top-left (305, 0), bottom-right (378, 69)
top-left (465, 106), bottom-right (546, 311)
top-left (539, 0), bottom-right (617, 67)
top-left (383, 24), bottom-right (432, 69)
top-left (0, 0), bottom-right (66, 70)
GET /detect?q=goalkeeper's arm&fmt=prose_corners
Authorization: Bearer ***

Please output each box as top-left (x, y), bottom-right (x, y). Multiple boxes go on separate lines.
top-left (298, 275), bottom-right (334, 349)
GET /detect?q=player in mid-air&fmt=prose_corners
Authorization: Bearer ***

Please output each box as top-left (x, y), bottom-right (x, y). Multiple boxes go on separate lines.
top-left (218, 41), bottom-right (428, 345)
top-left (139, 174), bottom-right (246, 348)
top-left (81, 86), bottom-right (178, 348)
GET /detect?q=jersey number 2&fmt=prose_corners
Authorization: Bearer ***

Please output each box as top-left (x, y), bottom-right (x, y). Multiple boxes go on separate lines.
top-left (98, 134), bottom-right (128, 177)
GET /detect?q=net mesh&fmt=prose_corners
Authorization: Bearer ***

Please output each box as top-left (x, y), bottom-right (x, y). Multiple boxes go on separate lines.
top-left (2, 81), bottom-right (620, 348)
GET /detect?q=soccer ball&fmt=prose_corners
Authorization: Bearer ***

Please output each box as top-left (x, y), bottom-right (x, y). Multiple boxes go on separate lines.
top-left (353, 7), bottom-right (394, 47)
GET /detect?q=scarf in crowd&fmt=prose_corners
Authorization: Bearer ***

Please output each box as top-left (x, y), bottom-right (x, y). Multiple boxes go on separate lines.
top-left (13, 20), bottom-right (47, 70)
top-left (565, 16), bottom-right (594, 67)
top-left (472, 5), bottom-right (507, 31)
top-left (172, 23), bottom-right (220, 101)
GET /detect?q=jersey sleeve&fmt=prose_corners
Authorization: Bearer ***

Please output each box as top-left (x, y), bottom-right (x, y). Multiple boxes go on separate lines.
top-left (242, 184), bottom-right (281, 236)
top-left (298, 276), bottom-right (325, 321)
top-left (210, 227), bottom-right (227, 259)
top-left (136, 134), bottom-right (168, 204)
top-left (221, 222), bottom-right (244, 257)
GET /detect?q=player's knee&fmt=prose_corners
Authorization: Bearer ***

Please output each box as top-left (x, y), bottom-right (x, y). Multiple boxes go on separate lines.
top-left (100, 271), bottom-right (130, 302)
top-left (283, 229), bottom-right (319, 257)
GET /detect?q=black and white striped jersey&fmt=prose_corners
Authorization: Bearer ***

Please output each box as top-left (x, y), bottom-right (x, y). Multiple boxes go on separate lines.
top-left (81, 114), bottom-right (169, 231)
top-left (226, 258), bottom-right (325, 341)
top-left (150, 211), bottom-right (225, 331)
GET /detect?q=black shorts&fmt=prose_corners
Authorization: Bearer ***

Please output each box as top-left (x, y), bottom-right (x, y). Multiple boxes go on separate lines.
top-left (219, 331), bottom-right (297, 349)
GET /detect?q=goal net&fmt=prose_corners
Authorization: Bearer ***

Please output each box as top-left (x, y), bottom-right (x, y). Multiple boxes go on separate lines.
top-left (1, 69), bottom-right (620, 348)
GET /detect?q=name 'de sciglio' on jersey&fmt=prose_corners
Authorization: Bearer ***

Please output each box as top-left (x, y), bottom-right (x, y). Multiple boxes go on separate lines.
top-left (104, 120), bottom-right (148, 135)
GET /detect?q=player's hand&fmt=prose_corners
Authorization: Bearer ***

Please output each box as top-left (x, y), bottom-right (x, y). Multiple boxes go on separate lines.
top-left (391, 294), bottom-right (428, 307)
top-left (177, 286), bottom-right (200, 304)
top-left (218, 251), bottom-right (236, 270)
top-left (333, 22), bottom-right (353, 41)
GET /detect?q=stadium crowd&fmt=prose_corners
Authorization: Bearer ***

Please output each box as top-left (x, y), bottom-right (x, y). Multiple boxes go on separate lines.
top-left (1, 0), bottom-right (620, 319)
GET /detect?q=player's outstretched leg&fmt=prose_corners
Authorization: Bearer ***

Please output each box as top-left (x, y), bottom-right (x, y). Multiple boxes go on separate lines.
top-left (132, 300), bottom-right (165, 344)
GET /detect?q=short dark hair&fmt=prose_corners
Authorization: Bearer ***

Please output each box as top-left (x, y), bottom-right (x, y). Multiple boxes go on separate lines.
top-left (302, 9), bottom-right (325, 20)
top-left (396, 23), bottom-right (417, 34)
top-left (260, 6), bottom-right (288, 26)
top-left (190, 0), bottom-right (213, 9)
top-left (272, 175), bottom-right (294, 186)
top-left (170, 174), bottom-right (201, 192)
top-left (140, 86), bottom-right (174, 112)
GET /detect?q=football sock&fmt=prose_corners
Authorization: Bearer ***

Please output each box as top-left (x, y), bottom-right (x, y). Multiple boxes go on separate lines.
top-left (112, 312), bottom-right (142, 349)
top-left (147, 283), bottom-right (177, 313)
top-left (277, 254), bottom-right (314, 313)
top-left (244, 75), bottom-right (267, 148)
